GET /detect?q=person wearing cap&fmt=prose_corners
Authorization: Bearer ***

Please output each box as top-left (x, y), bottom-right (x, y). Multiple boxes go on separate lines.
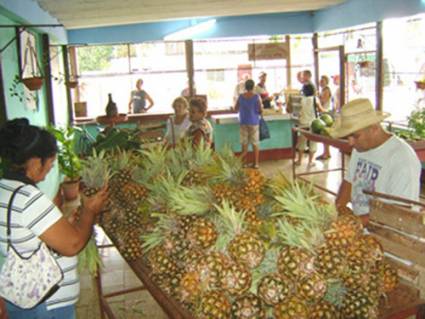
top-left (255, 72), bottom-right (273, 109)
top-left (332, 98), bottom-right (421, 225)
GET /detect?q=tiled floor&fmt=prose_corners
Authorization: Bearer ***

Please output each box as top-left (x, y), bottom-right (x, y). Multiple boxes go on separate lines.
top-left (75, 144), bottom-right (348, 319)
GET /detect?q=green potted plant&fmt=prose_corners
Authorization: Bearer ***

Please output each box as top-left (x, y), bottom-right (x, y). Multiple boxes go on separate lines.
top-left (47, 125), bottom-right (82, 200)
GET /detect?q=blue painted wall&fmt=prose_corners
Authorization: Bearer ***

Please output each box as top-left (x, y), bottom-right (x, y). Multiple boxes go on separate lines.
top-left (0, 10), bottom-right (62, 198)
top-left (67, 0), bottom-right (425, 45)
top-left (67, 12), bottom-right (313, 45)
top-left (0, 0), bottom-right (67, 43)
top-left (314, 0), bottom-right (425, 31)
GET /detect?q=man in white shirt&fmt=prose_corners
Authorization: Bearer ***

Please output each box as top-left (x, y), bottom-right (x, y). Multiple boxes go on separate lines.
top-left (332, 98), bottom-right (421, 225)
top-left (233, 73), bottom-right (250, 105)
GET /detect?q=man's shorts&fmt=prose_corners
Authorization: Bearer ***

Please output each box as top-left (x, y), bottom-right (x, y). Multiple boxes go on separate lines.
top-left (296, 133), bottom-right (317, 153)
top-left (240, 125), bottom-right (259, 145)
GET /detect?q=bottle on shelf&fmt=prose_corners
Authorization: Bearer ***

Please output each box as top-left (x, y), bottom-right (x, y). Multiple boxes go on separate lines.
top-left (105, 93), bottom-right (118, 118)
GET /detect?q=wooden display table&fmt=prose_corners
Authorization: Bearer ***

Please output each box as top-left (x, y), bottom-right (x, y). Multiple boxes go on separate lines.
top-left (94, 227), bottom-right (425, 319)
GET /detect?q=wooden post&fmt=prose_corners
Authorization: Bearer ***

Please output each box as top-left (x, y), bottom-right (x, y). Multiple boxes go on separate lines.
top-left (339, 45), bottom-right (346, 107)
top-left (375, 21), bottom-right (384, 111)
top-left (42, 33), bottom-right (55, 124)
top-left (68, 46), bottom-right (80, 102)
top-left (62, 45), bottom-right (74, 125)
top-left (0, 56), bottom-right (7, 125)
top-left (185, 40), bottom-right (194, 97)
top-left (286, 35), bottom-right (291, 88)
top-left (313, 33), bottom-right (319, 89)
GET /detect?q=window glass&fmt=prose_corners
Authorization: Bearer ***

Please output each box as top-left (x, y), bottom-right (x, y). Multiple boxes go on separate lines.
top-left (383, 13), bottom-right (425, 122)
top-left (193, 36), bottom-right (291, 109)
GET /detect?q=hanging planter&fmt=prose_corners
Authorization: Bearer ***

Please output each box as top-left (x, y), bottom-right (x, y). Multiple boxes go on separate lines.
top-left (357, 61), bottom-right (371, 69)
top-left (21, 76), bottom-right (43, 91)
top-left (66, 80), bottom-right (79, 89)
top-left (415, 81), bottom-right (425, 90)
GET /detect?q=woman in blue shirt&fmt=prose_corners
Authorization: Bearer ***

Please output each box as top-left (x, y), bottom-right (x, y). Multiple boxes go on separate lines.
top-left (234, 79), bottom-right (263, 168)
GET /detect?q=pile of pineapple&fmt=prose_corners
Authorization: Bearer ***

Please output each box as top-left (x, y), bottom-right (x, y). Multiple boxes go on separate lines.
top-left (80, 140), bottom-right (398, 319)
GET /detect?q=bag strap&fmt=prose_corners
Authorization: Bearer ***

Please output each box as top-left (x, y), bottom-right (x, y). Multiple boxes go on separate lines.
top-left (6, 185), bottom-right (26, 252)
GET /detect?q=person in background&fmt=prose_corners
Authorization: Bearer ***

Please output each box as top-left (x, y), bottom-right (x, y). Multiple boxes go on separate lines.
top-left (301, 69), bottom-right (316, 98)
top-left (332, 99), bottom-right (421, 226)
top-left (128, 79), bottom-right (154, 114)
top-left (187, 98), bottom-right (213, 147)
top-left (233, 73), bottom-right (250, 105)
top-left (234, 79), bottom-right (263, 169)
top-left (0, 118), bottom-right (108, 319)
top-left (255, 72), bottom-right (273, 109)
top-left (294, 95), bottom-right (317, 167)
top-left (164, 97), bottom-right (191, 145)
top-left (316, 75), bottom-right (333, 160)
top-left (332, 74), bottom-right (341, 112)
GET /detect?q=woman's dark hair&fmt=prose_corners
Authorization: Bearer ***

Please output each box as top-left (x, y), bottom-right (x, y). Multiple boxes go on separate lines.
top-left (190, 98), bottom-right (207, 113)
top-left (0, 118), bottom-right (58, 169)
top-left (245, 79), bottom-right (255, 91)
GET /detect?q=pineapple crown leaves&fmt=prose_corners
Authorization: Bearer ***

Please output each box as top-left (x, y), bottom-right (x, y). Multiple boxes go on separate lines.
top-left (147, 170), bottom-right (184, 210)
top-left (212, 200), bottom-right (247, 251)
top-left (249, 248), bottom-right (280, 293)
top-left (266, 171), bottom-right (292, 195)
top-left (275, 219), bottom-right (323, 253)
top-left (108, 148), bottom-right (132, 173)
top-left (209, 153), bottom-right (245, 186)
top-left (138, 144), bottom-right (169, 180)
top-left (140, 213), bottom-right (179, 252)
top-left (271, 181), bottom-right (334, 229)
top-left (323, 279), bottom-right (347, 308)
top-left (80, 149), bottom-right (111, 189)
top-left (168, 184), bottom-right (213, 216)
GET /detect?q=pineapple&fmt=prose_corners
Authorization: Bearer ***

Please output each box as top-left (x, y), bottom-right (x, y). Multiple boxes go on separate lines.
top-left (178, 271), bottom-right (202, 305)
top-left (309, 301), bottom-right (341, 319)
top-left (186, 217), bottom-right (218, 250)
top-left (231, 293), bottom-right (266, 319)
top-left (194, 251), bottom-right (230, 291)
top-left (277, 245), bottom-right (315, 280)
top-left (324, 213), bottom-right (363, 250)
top-left (341, 290), bottom-right (379, 319)
top-left (214, 201), bottom-right (265, 269)
top-left (378, 260), bottom-right (398, 293)
top-left (198, 291), bottom-right (231, 319)
top-left (315, 244), bottom-right (347, 278)
top-left (273, 296), bottom-right (309, 319)
top-left (297, 272), bottom-right (327, 303)
top-left (116, 228), bottom-right (143, 261)
top-left (220, 261), bottom-right (252, 296)
top-left (141, 213), bottom-right (188, 257)
top-left (108, 149), bottom-right (134, 193)
top-left (80, 150), bottom-right (111, 197)
top-left (257, 273), bottom-right (292, 306)
top-left (146, 246), bottom-right (179, 275)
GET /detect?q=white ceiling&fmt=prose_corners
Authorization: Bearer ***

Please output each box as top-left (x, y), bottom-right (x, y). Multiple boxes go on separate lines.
top-left (36, 0), bottom-right (345, 29)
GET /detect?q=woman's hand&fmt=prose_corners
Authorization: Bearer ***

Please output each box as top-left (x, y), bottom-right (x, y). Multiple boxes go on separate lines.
top-left (81, 185), bottom-right (109, 216)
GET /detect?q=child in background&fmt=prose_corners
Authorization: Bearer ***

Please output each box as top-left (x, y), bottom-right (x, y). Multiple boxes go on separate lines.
top-left (234, 79), bottom-right (263, 168)
top-left (187, 98), bottom-right (213, 147)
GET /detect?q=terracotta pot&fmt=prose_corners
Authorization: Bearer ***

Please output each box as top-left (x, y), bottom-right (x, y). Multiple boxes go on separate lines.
top-left (74, 102), bottom-right (87, 117)
top-left (66, 80), bottom-right (78, 89)
top-left (415, 81), bottom-right (425, 90)
top-left (21, 77), bottom-right (44, 91)
top-left (61, 179), bottom-right (80, 201)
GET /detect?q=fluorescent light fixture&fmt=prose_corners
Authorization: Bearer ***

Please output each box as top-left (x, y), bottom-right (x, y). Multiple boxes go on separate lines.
top-left (164, 19), bottom-right (216, 40)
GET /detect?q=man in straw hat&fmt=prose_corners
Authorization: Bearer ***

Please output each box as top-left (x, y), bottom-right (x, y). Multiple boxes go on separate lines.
top-left (331, 98), bottom-right (421, 225)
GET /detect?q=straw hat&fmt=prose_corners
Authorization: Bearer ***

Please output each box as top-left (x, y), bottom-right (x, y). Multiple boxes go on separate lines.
top-left (329, 98), bottom-right (390, 138)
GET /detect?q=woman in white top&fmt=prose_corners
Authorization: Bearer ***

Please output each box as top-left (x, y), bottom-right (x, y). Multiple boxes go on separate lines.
top-left (164, 97), bottom-right (191, 145)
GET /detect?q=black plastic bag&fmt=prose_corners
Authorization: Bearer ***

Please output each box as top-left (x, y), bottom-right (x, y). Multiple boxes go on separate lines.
top-left (259, 116), bottom-right (270, 141)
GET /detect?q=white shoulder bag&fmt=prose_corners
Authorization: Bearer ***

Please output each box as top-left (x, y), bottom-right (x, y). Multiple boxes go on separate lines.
top-left (0, 185), bottom-right (63, 309)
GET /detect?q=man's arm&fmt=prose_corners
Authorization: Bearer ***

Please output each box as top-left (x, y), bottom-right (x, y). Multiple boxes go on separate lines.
top-left (335, 180), bottom-right (352, 212)
top-left (145, 92), bottom-right (154, 110)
